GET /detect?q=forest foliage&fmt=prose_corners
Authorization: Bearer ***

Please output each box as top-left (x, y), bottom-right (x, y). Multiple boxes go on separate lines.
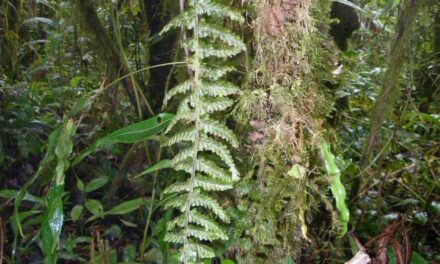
top-left (0, 0), bottom-right (439, 263)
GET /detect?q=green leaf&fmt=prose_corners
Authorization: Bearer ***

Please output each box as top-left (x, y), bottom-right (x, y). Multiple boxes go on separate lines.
top-left (411, 251), bottom-right (429, 264)
top-left (101, 113), bottom-right (174, 144)
top-left (105, 198), bottom-right (148, 216)
top-left (0, 189), bottom-right (44, 204)
top-left (41, 185), bottom-right (64, 264)
top-left (321, 142), bottom-right (350, 237)
top-left (70, 205), bottom-right (84, 223)
top-left (221, 259), bottom-right (236, 264)
top-left (72, 113), bottom-right (174, 166)
top-left (85, 199), bottom-right (104, 216)
top-left (76, 178), bottom-right (85, 192)
top-left (85, 177), bottom-right (109, 193)
top-left (132, 159), bottom-right (172, 179)
top-left (23, 17), bottom-right (54, 26)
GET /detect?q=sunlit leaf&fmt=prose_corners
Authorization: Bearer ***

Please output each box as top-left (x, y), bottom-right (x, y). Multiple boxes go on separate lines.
top-left (321, 142), bottom-right (350, 237)
top-left (41, 185), bottom-right (64, 264)
top-left (72, 113), bottom-right (174, 166)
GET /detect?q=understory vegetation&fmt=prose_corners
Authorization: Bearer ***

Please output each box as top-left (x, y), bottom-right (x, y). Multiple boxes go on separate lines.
top-left (0, 0), bottom-right (439, 263)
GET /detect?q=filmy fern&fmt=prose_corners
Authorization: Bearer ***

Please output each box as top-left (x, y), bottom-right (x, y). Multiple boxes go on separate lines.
top-left (161, 0), bottom-right (245, 262)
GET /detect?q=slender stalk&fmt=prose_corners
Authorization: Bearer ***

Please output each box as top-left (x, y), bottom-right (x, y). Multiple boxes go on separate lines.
top-left (182, 6), bottom-right (201, 263)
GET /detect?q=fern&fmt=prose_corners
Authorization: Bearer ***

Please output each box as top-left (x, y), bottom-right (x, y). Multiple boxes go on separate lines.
top-left (161, 0), bottom-right (244, 262)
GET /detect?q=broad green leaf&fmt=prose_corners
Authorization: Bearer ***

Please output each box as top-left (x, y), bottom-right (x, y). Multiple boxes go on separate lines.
top-left (132, 159), bottom-right (172, 179)
top-left (41, 119), bottom-right (76, 264)
top-left (85, 199), bottom-right (104, 216)
top-left (105, 198), bottom-right (148, 215)
top-left (14, 124), bottom-right (63, 236)
top-left (85, 177), bottom-right (109, 193)
top-left (41, 185), bottom-right (64, 264)
top-left (321, 142), bottom-right (350, 237)
top-left (221, 259), bottom-right (236, 264)
top-left (70, 205), bottom-right (83, 223)
top-left (72, 113), bottom-right (174, 166)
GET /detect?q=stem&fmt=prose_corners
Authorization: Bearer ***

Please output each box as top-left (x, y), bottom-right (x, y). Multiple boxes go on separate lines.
top-left (182, 7), bottom-right (201, 264)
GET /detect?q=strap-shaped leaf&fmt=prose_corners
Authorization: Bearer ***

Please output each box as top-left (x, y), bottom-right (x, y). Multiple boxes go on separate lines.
top-left (321, 142), bottom-right (349, 237)
top-left (73, 113), bottom-right (174, 166)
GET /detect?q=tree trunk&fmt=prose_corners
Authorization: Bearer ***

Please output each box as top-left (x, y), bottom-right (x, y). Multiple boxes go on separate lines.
top-left (72, 0), bottom-right (141, 115)
top-left (359, 0), bottom-right (419, 189)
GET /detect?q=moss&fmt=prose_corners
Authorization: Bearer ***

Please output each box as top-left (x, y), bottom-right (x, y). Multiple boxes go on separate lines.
top-left (231, 0), bottom-right (338, 262)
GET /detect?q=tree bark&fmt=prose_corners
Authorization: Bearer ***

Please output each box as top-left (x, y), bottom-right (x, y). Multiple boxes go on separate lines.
top-left (359, 0), bottom-right (419, 188)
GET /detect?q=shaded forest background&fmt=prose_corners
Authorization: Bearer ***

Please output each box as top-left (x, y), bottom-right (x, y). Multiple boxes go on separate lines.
top-left (0, 0), bottom-right (439, 263)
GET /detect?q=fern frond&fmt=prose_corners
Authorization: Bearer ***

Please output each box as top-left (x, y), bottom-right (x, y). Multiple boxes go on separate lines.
top-left (195, 176), bottom-right (233, 191)
top-left (199, 136), bottom-right (239, 181)
top-left (200, 97), bottom-right (234, 114)
top-left (195, 0), bottom-right (244, 23)
top-left (201, 118), bottom-right (239, 147)
top-left (165, 80), bottom-right (193, 104)
top-left (164, 128), bottom-right (196, 147)
top-left (197, 157), bottom-right (232, 181)
top-left (161, 0), bottom-right (244, 261)
top-left (160, 11), bottom-right (195, 34)
top-left (201, 65), bottom-right (236, 80)
top-left (172, 148), bottom-right (194, 166)
top-left (187, 242), bottom-right (216, 259)
top-left (188, 39), bottom-right (243, 58)
top-left (199, 22), bottom-right (245, 50)
top-left (190, 192), bottom-right (230, 222)
top-left (201, 81), bottom-right (240, 97)
top-left (168, 210), bottom-right (226, 235)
